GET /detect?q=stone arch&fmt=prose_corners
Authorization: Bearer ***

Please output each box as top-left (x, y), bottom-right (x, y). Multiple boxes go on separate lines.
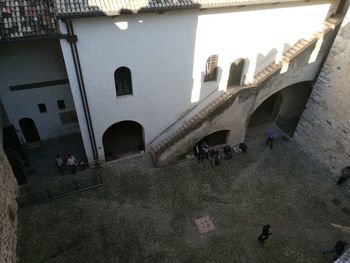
top-left (227, 58), bottom-right (245, 87)
top-left (253, 80), bottom-right (313, 112)
top-left (102, 120), bottom-right (144, 162)
top-left (196, 129), bottom-right (230, 147)
top-left (248, 81), bottom-right (313, 136)
top-left (248, 93), bottom-right (283, 128)
top-left (18, 118), bottom-right (41, 144)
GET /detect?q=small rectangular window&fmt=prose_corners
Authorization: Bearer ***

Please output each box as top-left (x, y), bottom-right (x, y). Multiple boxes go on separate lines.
top-left (57, 100), bottom-right (66, 110)
top-left (38, 103), bottom-right (47, 113)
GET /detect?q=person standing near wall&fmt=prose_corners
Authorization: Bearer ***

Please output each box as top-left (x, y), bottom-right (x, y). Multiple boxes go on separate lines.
top-left (266, 130), bottom-right (275, 150)
top-left (66, 154), bottom-right (78, 174)
top-left (322, 240), bottom-right (348, 260)
top-left (55, 155), bottom-right (64, 175)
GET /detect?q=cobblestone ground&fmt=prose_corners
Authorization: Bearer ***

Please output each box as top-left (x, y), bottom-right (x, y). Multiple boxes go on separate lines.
top-left (18, 136), bottom-right (350, 263)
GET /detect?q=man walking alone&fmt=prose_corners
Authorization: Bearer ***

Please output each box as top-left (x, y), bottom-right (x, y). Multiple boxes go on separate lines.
top-left (258, 224), bottom-right (272, 243)
top-left (266, 130), bottom-right (275, 150)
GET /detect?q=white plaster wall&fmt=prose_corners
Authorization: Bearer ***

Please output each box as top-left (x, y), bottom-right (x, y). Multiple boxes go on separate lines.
top-left (59, 29), bottom-right (95, 163)
top-left (0, 40), bottom-right (79, 142)
top-left (61, 1), bottom-right (333, 161)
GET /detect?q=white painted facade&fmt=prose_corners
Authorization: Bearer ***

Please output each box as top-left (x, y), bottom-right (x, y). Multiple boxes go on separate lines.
top-left (59, 0), bottom-right (336, 163)
top-left (0, 40), bottom-right (79, 142)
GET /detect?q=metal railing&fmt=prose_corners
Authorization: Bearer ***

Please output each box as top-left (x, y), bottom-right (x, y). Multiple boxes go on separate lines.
top-left (17, 168), bottom-right (102, 207)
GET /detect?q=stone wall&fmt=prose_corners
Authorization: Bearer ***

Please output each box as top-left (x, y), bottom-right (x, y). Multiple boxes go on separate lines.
top-left (294, 12), bottom-right (350, 175)
top-left (155, 23), bottom-right (340, 165)
top-left (0, 120), bottom-right (18, 263)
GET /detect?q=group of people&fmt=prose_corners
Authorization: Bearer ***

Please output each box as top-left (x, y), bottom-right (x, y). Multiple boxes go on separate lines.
top-left (55, 154), bottom-right (86, 175)
top-left (194, 141), bottom-right (248, 166)
top-left (258, 224), bottom-right (348, 261)
top-left (193, 129), bottom-right (275, 164)
top-left (194, 142), bottom-right (221, 167)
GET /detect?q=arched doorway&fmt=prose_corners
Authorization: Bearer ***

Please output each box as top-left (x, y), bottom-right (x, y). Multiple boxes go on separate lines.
top-left (227, 58), bottom-right (245, 87)
top-left (196, 130), bottom-right (230, 147)
top-left (249, 93), bottom-right (283, 128)
top-left (248, 81), bottom-right (313, 137)
top-left (103, 121), bottom-right (145, 162)
top-left (19, 118), bottom-right (41, 145)
top-left (275, 82), bottom-right (313, 136)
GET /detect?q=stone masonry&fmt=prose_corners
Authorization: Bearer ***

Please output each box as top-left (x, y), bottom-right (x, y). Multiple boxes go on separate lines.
top-left (153, 16), bottom-right (341, 166)
top-left (0, 118), bottom-right (18, 263)
top-left (294, 11), bottom-right (350, 175)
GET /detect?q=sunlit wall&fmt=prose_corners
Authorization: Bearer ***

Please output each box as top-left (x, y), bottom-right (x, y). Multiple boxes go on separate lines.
top-left (59, 0), bottom-right (333, 162)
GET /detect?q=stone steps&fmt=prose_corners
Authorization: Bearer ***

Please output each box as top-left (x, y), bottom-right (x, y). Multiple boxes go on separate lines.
top-left (151, 16), bottom-right (342, 156)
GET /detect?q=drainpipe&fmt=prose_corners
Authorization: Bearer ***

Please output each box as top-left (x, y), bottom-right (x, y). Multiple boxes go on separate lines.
top-left (64, 19), bottom-right (99, 163)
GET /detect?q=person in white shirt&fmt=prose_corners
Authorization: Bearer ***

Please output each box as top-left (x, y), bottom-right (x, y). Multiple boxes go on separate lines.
top-left (66, 154), bottom-right (78, 174)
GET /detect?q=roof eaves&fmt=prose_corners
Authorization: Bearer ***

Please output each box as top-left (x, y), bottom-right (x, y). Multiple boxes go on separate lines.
top-left (0, 34), bottom-right (66, 44)
top-left (56, 4), bottom-right (202, 18)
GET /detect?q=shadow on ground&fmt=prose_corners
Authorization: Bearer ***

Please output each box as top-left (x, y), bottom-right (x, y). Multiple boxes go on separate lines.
top-left (18, 136), bottom-right (350, 263)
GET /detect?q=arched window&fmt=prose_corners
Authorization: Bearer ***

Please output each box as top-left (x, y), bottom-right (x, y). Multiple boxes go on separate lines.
top-left (115, 67), bottom-right (133, 96)
top-left (204, 55), bottom-right (218, 82)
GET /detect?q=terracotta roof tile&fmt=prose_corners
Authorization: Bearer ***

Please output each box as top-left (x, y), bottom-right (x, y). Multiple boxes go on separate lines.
top-left (1, 0), bottom-right (303, 41)
top-left (55, 0), bottom-right (300, 17)
top-left (0, 0), bottom-right (59, 41)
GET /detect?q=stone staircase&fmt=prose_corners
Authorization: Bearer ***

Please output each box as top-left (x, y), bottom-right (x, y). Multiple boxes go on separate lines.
top-left (150, 16), bottom-right (342, 163)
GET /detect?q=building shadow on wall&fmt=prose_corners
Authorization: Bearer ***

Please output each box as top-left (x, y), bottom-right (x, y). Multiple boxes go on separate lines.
top-left (196, 67), bottom-right (223, 103)
top-left (227, 58), bottom-right (250, 88)
top-left (254, 48), bottom-right (278, 77)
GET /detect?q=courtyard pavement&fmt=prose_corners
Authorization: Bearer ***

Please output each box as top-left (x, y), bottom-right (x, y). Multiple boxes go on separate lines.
top-left (18, 135), bottom-right (350, 263)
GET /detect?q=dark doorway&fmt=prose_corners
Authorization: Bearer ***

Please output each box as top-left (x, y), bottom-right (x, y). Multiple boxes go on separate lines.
top-left (3, 125), bottom-right (26, 159)
top-left (19, 118), bottom-right (41, 146)
top-left (103, 121), bottom-right (144, 162)
top-left (227, 58), bottom-right (245, 87)
top-left (248, 81), bottom-right (313, 137)
top-left (276, 82), bottom-right (313, 136)
top-left (5, 149), bottom-right (27, 185)
top-left (198, 130), bottom-right (229, 147)
top-left (249, 93), bottom-right (282, 128)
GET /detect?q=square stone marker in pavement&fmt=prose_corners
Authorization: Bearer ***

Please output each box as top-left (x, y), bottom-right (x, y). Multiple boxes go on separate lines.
top-left (195, 215), bottom-right (215, 234)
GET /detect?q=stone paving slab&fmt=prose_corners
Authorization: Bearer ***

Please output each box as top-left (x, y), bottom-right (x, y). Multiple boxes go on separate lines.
top-left (195, 215), bottom-right (215, 234)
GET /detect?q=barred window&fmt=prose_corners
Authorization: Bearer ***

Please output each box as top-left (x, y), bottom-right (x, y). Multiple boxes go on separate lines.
top-left (115, 67), bottom-right (133, 96)
top-left (204, 55), bottom-right (218, 82)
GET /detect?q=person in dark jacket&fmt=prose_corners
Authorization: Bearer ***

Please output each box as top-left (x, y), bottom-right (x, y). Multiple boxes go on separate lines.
top-left (322, 240), bottom-right (348, 260)
top-left (258, 224), bottom-right (272, 242)
top-left (337, 166), bottom-right (350, 185)
top-left (266, 130), bottom-right (276, 149)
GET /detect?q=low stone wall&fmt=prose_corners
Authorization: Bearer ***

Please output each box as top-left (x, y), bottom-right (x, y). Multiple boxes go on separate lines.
top-left (0, 125), bottom-right (18, 263)
top-left (294, 13), bottom-right (350, 175)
